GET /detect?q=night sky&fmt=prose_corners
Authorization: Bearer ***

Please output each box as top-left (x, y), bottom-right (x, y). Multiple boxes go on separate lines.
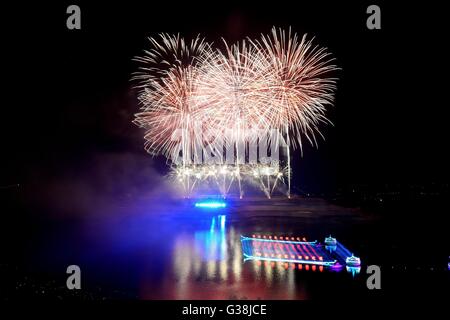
top-left (2, 2), bottom-right (449, 304)
top-left (2, 1), bottom-right (448, 195)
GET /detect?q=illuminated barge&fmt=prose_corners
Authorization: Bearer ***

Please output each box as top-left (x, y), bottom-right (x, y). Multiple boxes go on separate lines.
top-left (241, 234), bottom-right (361, 270)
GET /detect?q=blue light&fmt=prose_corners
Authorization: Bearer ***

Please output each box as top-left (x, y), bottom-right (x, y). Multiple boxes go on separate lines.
top-left (346, 266), bottom-right (361, 277)
top-left (220, 215), bottom-right (226, 230)
top-left (195, 215), bottom-right (227, 261)
top-left (195, 201), bottom-right (226, 208)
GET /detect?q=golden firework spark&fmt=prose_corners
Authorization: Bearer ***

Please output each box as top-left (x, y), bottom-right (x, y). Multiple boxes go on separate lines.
top-left (133, 28), bottom-right (338, 198)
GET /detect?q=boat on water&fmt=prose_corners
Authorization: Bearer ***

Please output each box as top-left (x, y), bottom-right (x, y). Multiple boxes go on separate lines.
top-left (345, 254), bottom-right (361, 267)
top-left (324, 235), bottom-right (337, 246)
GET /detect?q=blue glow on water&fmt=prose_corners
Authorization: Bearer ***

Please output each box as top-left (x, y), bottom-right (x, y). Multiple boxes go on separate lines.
top-left (195, 215), bottom-right (227, 261)
top-left (346, 266), bottom-right (361, 277)
top-left (220, 215), bottom-right (226, 230)
top-left (195, 201), bottom-right (227, 208)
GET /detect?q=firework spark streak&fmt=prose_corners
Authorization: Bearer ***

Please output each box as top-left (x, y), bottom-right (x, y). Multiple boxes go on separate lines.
top-left (133, 28), bottom-right (339, 198)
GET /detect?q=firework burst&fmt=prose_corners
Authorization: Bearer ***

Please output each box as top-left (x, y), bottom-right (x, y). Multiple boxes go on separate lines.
top-left (252, 27), bottom-right (338, 150)
top-left (133, 28), bottom-right (338, 198)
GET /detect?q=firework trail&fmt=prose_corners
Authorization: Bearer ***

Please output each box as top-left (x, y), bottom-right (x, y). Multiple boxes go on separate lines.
top-left (132, 34), bottom-right (213, 161)
top-left (133, 28), bottom-right (338, 198)
top-left (252, 28), bottom-right (338, 150)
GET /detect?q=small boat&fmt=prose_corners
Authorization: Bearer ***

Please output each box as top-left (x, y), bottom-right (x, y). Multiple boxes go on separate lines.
top-left (345, 254), bottom-right (361, 267)
top-left (324, 235), bottom-right (337, 246)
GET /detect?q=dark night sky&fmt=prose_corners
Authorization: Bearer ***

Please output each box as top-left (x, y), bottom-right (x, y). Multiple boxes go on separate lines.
top-left (2, 1), bottom-right (449, 194)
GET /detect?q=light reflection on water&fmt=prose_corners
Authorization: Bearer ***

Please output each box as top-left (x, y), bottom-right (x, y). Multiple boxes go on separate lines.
top-left (171, 214), bottom-right (247, 298)
top-left (346, 266), bottom-right (361, 277)
top-left (163, 213), bottom-right (327, 299)
top-left (13, 192), bottom-right (448, 299)
top-left (35, 197), bottom-right (366, 299)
